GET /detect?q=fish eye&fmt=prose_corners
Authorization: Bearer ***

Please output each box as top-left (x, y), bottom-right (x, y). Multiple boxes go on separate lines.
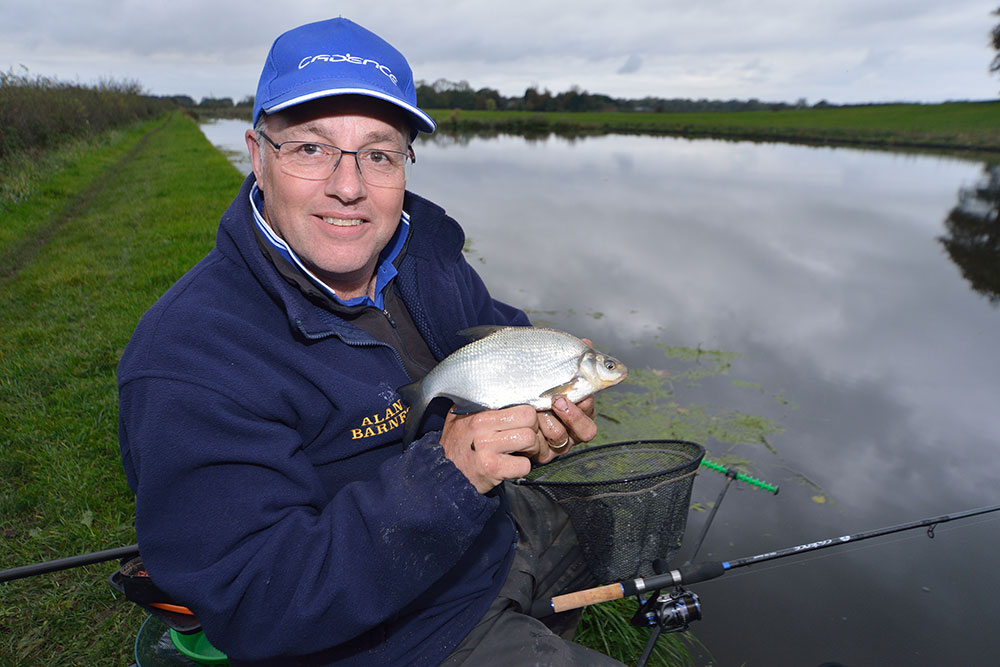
top-left (604, 359), bottom-right (617, 370)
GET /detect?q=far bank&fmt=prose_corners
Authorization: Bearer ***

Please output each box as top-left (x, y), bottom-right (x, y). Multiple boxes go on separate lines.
top-left (426, 101), bottom-right (1000, 154)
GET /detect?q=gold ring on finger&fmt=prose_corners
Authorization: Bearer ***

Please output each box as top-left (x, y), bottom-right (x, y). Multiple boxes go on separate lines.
top-left (550, 436), bottom-right (571, 451)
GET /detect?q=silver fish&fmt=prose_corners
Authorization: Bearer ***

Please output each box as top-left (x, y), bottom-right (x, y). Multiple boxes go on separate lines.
top-left (397, 325), bottom-right (628, 445)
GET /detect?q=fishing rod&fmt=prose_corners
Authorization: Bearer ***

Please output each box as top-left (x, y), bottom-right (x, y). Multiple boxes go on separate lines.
top-left (524, 452), bottom-right (993, 665)
top-left (545, 501), bottom-right (1000, 616)
top-left (0, 544), bottom-right (139, 584)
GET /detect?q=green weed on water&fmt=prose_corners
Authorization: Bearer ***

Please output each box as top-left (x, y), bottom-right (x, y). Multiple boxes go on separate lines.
top-left (592, 345), bottom-right (784, 453)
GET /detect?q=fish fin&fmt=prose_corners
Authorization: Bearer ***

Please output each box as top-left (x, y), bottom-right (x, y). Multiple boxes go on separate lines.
top-left (539, 379), bottom-right (580, 400)
top-left (449, 397), bottom-right (493, 415)
top-left (455, 325), bottom-right (511, 342)
top-left (397, 381), bottom-right (428, 447)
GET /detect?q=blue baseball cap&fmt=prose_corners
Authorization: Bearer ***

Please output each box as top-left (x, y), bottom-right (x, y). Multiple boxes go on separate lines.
top-left (252, 17), bottom-right (436, 135)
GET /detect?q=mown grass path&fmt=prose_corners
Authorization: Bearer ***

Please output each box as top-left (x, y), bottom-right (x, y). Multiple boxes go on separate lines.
top-left (0, 111), bottom-right (242, 665)
top-left (1, 120), bottom-right (171, 278)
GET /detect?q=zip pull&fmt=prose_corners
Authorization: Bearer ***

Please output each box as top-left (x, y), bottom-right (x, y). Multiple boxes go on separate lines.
top-left (383, 309), bottom-right (398, 328)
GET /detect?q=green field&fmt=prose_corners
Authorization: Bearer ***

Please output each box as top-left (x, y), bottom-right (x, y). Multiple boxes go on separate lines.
top-left (426, 101), bottom-right (1000, 154)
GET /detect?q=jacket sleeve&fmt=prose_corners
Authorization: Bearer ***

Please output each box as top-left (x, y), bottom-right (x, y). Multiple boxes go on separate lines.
top-left (119, 373), bottom-right (500, 660)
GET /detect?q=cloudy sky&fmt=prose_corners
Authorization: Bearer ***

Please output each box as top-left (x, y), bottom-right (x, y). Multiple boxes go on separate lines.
top-left (4, 0), bottom-right (998, 106)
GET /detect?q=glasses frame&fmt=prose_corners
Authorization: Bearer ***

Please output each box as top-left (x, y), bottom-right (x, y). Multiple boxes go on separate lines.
top-left (257, 130), bottom-right (414, 188)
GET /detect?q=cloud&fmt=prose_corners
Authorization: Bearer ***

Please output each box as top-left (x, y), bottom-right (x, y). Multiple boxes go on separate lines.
top-left (1, 0), bottom-right (997, 104)
top-left (617, 54), bottom-right (643, 75)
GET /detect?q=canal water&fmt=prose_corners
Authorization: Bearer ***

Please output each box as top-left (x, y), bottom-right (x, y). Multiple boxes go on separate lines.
top-left (200, 118), bottom-right (1000, 666)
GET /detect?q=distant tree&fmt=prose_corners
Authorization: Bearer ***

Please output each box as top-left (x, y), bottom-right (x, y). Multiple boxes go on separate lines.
top-left (474, 87), bottom-right (502, 111)
top-left (522, 87), bottom-right (555, 112)
top-left (166, 95), bottom-right (196, 107)
top-left (418, 77), bottom-right (796, 114)
top-left (415, 80), bottom-right (440, 108)
top-left (991, 7), bottom-right (1000, 83)
top-left (199, 96), bottom-right (235, 108)
top-left (521, 87), bottom-right (541, 111)
top-left (939, 164), bottom-right (1000, 305)
top-left (414, 79), bottom-right (486, 109)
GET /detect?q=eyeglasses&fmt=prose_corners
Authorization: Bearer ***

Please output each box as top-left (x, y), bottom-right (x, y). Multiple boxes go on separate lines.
top-left (258, 130), bottom-right (413, 188)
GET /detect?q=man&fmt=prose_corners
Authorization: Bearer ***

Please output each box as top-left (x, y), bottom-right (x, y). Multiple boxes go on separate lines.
top-left (118, 17), bottom-right (623, 666)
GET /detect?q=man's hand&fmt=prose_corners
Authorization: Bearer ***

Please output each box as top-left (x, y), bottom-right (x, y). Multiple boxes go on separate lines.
top-left (439, 394), bottom-right (599, 493)
top-left (440, 406), bottom-right (542, 494)
top-left (533, 394), bottom-right (597, 465)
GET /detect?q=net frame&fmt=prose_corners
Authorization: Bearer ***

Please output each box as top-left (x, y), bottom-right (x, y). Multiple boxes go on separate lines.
top-left (515, 439), bottom-right (704, 583)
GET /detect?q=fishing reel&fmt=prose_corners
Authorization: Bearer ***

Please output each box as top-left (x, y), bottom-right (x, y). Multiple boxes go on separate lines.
top-left (631, 587), bottom-right (702, 633)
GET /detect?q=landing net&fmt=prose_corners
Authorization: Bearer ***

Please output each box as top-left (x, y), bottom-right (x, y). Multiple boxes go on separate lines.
top-left (515, 439), bottom-right (704, 583)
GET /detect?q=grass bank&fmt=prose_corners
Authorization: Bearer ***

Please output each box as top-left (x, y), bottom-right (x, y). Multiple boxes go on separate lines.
top-left (428, 101), bottom-right (1000, 154)
top-left (0, 111), bottom-right (700, 664)
top-left (0, 111), bottom-right (241, 664)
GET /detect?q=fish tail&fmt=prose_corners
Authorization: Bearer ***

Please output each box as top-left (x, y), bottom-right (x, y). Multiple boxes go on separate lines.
top-left (397, 381), bottom-right (427, 447)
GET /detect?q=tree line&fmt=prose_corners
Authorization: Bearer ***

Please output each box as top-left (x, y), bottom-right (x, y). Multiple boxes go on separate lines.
top-left (412, 78), bottom-right (818, 112)
top-left (164, 94), bottom-right (255, 109)
top-left (169, 81), bottom-right (821, 114)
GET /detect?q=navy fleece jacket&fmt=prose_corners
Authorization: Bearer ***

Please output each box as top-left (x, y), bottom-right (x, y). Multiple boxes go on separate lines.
top-left (117, 174), bottom-right (530, 665)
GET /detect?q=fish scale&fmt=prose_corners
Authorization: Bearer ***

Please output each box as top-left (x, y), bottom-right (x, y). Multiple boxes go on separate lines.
top-left (429, 331), bottom-right (587, 409)
top-left (397, 326), bottom-right (628, 446)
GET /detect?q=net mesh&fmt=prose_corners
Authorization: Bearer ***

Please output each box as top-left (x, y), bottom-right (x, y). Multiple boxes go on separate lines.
top-left (515, 439), bottom-right (704, 583)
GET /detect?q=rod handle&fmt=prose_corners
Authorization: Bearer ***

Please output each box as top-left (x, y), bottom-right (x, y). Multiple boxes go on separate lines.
top-left (551, 583), bottom-right (625, 613)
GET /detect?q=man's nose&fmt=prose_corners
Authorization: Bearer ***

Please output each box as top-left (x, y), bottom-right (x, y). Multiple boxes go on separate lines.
top-left (325, 152), bottom-right (365, 199)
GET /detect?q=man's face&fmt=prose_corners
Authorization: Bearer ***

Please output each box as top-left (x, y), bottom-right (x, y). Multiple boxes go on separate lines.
top-left (246, 96), bottom-right (409, 300)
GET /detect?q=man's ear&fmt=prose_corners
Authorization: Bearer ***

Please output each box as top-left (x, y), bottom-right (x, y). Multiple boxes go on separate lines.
top-left (245, 129), bottom-right (265, 186)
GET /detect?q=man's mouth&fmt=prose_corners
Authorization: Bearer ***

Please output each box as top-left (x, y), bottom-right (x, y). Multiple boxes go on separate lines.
top-left (321, 217), bottom-right (364, 227)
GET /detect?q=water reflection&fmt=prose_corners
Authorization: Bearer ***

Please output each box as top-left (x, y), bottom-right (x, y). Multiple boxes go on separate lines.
top-left (410, 133), bottom-right (1000, 667)
top-left (199, 117), bottom-right (252, 176)
top-left (939, 163), bottom-right (1000, 305)
top-left (423, 127), bottom-right (595, 147)
top-left (200, 122), bottom-right (1000, 666)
